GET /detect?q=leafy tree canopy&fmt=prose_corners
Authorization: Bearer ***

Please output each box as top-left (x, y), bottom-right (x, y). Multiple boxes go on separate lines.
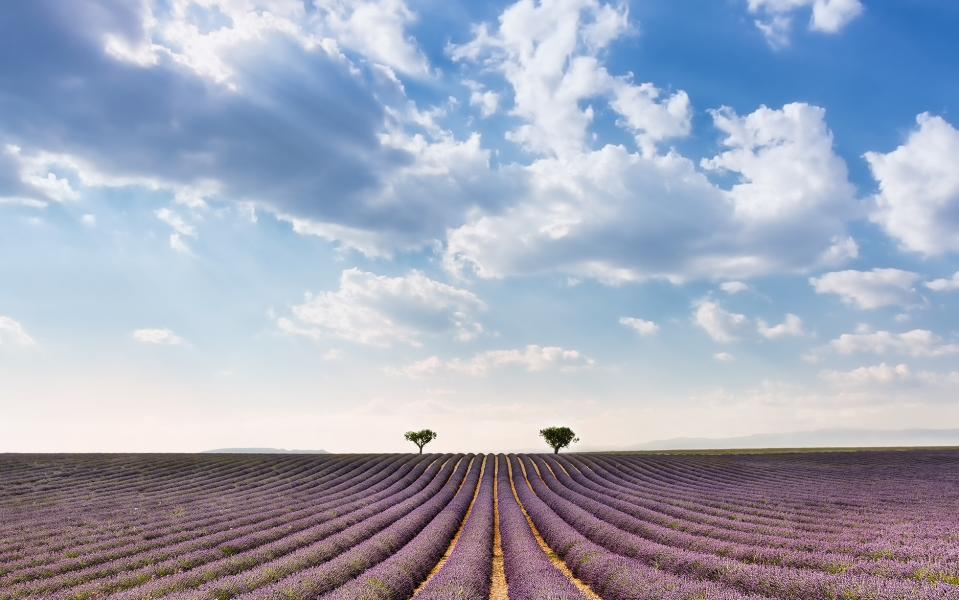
top-left (404, 429), bottom-right (438, 454)
top-left (539, 426), bottom-right (579, 454)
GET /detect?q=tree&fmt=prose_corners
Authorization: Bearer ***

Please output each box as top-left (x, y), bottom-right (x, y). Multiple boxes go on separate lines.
top-left (539, 426), bottom-right (579, 454)
top-left (404, 429), bottom-right (438, 454)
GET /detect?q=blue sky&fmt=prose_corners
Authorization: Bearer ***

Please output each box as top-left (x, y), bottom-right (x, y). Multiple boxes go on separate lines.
top-left (2, 0), bottom-right (959, 452)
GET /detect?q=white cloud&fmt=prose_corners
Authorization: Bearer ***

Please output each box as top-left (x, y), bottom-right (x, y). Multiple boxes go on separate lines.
top-left (748, 0), bottom-right (863, 47)
top-left (0, 316), bottom-right (36, 348)
top-left (926, 272), bottom-right (959, 292)
top-left (81, 213), bottom-right (97, 227)
top-left (132, 328), bottom-right (185, 346)
top-left (386, 355), bottom-right (444, 378)
top-left (316, 0), bottom-right (431, 77)
top-left (714, 352), bottom-right (735, 363)
top-left (693, 300), bottom-right (749, 343)
top-left (449, 0), bottom-right (688, 159)
top-left (753, 14), bottom-right (792, 48)
top-left (810, 268), bottom-right (920, 309)
top-left (1, 144), bottom-right (81, 206)
top-left (702, 103), bottom-right (856, 222)
top-left (720, 281), bottom-right (749, 294)
top-left (127, 0), bottom-right (429, 84)
top-left (817, 235), bottom-right (859, 267)
top-left (278, 268), bottom-right (485, 347)
top-left (820, 363), bottom-right (959, 390)
top-left (808, 0), bottom-right (864, 33)
top-left (609, 80), bottom-right (692, 158)
top-left (866, 114), bottom-right (959, 256)
top-left (464, 80), bottom-right (500, 118)
top-left (619, 317), bottom-right (660, 336)
top-left (757, 313), bottom-right (805, 339)
top-left (444, 103), bottom-right (855, 284)
top-left (820, 363), bottom-right (912, 387)
top-left (829, 328), bottom-right (959, 357)
top-left (156, 207), bottom-right (195, 237)
top-left (389, 345), bottom-right (595, 377)
top-left (156, 207), bottom-right (197, 254)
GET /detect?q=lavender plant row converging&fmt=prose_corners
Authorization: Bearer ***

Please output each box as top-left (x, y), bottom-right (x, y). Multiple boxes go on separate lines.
top-left (1, 450), bottom-right (957, 599)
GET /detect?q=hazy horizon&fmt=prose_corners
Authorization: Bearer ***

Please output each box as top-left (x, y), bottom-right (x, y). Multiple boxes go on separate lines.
top-left (3, 1), bottom-right (959, 453)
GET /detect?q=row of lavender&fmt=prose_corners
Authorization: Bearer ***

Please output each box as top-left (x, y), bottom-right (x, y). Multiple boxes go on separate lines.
top-left (1, 450), bottom-right (957, 599)
top-left (512, 450), bottom-right (959, 600)
top-left (0, 461), bottom-right (416, 583)
top-left (1, 454), bottom-right (460, 598)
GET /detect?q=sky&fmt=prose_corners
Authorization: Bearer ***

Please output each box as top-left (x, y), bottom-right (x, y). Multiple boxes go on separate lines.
top-left (2, 0), bottom-right (959, 453)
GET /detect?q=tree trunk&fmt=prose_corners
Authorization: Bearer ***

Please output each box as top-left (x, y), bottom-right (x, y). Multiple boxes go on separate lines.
top-left (418, 446), bottom-right (423, 454)
top-left (554, 447), bottom-right (559, 454)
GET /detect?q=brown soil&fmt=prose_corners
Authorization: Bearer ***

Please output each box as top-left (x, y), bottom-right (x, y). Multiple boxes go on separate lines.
top-left (489, 455), bottom-right (509, 600)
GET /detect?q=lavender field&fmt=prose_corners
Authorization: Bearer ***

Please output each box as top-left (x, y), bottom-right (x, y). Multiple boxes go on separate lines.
top-left (2, 451), bottom-right (958, 600)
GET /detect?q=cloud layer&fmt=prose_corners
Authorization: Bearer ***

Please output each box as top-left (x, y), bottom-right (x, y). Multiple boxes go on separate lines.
top-left (389, 345), bottom-right (595, 378)
top-left (278, 269), bottom-right (485, 347)
top-left (810, 269), bottom-right (920, 310)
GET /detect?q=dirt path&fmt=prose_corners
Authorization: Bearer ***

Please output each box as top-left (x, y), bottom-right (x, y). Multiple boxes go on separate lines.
top-left (489, 455), bottom-right (508, 600)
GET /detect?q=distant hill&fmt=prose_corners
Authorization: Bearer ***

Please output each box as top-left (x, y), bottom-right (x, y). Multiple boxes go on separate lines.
top-left (203, 447), bottom-right (329, 454)
top-left (632, 428), bottom-right (959, 451)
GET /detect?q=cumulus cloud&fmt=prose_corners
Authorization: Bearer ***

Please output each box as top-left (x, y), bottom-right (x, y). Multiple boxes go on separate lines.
top-left (388, 345), bottom-right (595, 377)
top-left (277, 268), bottom-right (485, 347)
top-left (926, 272), bottom-right (959, 292)
top-left (132, 328), bottom-right (185, 345)
top-left (714, 352), bottom-right (735, 363)
top-left (444, 102), bottom-right (856, 284)
top-left (464, 80), bottom-right (500, 118)
top-left (866, 114), bottom-right (959, 256)
top-left (748, 0), bottom-right (863, 47)
top-left (702, 103), bottom-right (856, 223)
top-left (444, 147), bottom-right (728, 284)
top-left (619, 317), bottom-right (660, 336)
top-left (829, 328), bottom-right (959, 357)
top-left (720, 281), bottom-right (749, 294)
top-left (817, 235), bottom-right (859, 267)
top-left (449, 0), bottom-right (689, 158)
top-left (693, 300), bottom-right (749, 343)
top-left (820, 363), bottom-right (912, 387)
top-left (757, 313), bottom-right (805, 339)
top-left (0, 315), bottom-right (36, 348)
top-left (809, 268), bottom-right (920, 309)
